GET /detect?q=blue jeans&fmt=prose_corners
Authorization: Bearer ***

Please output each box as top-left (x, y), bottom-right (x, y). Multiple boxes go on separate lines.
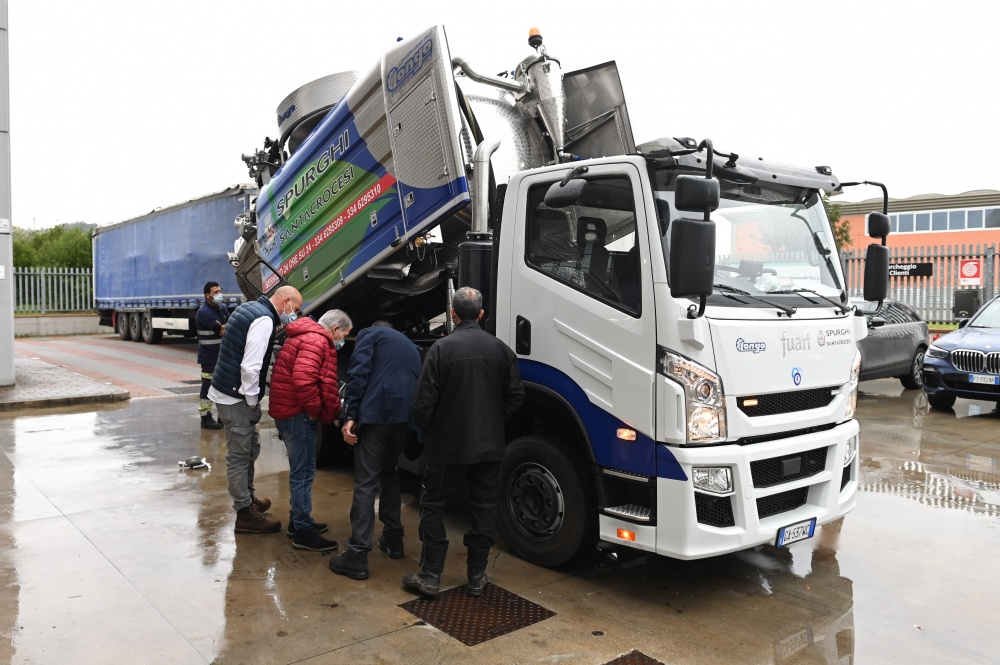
top-left (275, 413), bottom-right (319, 532)
top-left (346, 424), bottom-right (411, 555)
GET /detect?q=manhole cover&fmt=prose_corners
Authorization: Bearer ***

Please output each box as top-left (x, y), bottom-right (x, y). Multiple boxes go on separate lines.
top-left (180, 379), bottom-right (202, 385)
top-left (164, 386), bottom-right (202, 395)
top-left (602, 651), bottom-right (665, 665)
top-left (399, 582), bottom-right (555, 646)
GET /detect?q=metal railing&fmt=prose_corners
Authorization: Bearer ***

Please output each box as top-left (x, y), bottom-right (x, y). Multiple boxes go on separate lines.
top-left (13, 267), bottom-right (93, 314)
top-left (841, 244), bottom-right (997, 324)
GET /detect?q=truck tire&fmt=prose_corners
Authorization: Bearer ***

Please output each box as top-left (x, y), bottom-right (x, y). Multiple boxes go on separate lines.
top-left (129, 312), bottom-right (143, 342)
top-left (117, 312), bottom-right (131, 340)
top-left (497, 435), bottom-right (595, 568)
top-left (140, 313), bottom-right (163, 344)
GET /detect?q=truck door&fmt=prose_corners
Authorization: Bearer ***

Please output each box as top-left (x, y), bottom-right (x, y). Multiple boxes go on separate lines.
top-left (501, 164), bottom-right (657, 474)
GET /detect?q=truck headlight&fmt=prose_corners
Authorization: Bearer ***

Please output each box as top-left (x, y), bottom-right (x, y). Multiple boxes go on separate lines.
top-left (926, 345), bottom-right (948, 359)
top-left (693, 466), bottom-right (733, 494)
top-left (845, 349), bottom-right (862, 419)
top-left (658, 347), bottom-right (727, 444)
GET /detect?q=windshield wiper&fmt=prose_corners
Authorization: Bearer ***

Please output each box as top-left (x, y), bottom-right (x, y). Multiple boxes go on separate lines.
top-left (714, 283), bottom-right (797, 316)
top-left (770, 288), bottom-right (850, 314)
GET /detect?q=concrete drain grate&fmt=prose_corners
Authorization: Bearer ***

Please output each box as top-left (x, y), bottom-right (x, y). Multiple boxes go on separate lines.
top-left (164, 386), bottom-right (202, 395)
top-left (602, 651), bottom-right (665, 665)
top-left (399, 582), bottom-right (555, 646)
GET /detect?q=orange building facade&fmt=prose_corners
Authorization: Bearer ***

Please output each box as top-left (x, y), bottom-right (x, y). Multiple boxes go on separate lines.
top-left (838, 190), bottom-right (1000, 251)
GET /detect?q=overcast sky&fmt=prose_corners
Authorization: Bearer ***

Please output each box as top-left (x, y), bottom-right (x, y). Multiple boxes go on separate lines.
top-left (7, 0), bottom-right (998, 228)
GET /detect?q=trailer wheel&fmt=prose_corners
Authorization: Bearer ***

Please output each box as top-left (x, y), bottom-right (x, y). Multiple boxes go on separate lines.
top-left (140, 313), bottom-right (163, 344)
top-left (116, 312), bottom-right (131, 340)
top-left (129, 312), bottom-right (143, 342)
top-left (498, 435), bottom-right (595, 567)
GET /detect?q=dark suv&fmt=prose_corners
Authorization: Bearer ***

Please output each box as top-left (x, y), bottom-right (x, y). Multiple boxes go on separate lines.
top-left (922, 296), bottom-right (1000, 409)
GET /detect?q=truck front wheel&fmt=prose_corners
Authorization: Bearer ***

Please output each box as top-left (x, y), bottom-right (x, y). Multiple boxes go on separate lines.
top-left (497, 435), bottom-right (594, 568)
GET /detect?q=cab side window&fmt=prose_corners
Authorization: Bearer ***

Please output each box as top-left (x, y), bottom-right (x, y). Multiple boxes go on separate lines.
top-left (525, 176), bottom-right (641, 315)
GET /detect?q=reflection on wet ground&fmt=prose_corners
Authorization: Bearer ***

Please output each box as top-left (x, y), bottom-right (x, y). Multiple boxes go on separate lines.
top-left (0, 384), bottom-right (996, 664)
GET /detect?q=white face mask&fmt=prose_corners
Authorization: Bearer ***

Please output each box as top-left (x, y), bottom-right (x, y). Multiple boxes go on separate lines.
top-left (212, 294), bottom-right (224, 304)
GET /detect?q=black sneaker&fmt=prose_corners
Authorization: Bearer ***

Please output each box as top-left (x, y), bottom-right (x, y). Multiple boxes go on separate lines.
top-left (377, 535), bottom-right (404, 559)
top-left (292, 528), bottom-right (338, 552)
top-left (287, 522), bottom-right (328, 538)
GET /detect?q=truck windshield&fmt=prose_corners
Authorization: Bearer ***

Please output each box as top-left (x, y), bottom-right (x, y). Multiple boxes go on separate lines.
top-left (653, 169), bottom-right (847, 310)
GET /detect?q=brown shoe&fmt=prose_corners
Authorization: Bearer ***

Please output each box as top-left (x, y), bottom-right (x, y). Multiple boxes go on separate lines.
top-left (251, 495), bottom-right (272, 513)
top-left (235, 504), bottom-right (281, 534)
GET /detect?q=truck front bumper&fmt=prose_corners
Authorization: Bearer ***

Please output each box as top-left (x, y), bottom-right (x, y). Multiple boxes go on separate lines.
top-left (598, 420), bottom-right (859, 560)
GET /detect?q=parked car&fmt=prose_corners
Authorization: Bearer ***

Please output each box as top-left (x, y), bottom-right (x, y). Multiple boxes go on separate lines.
top-left (852, 298), bottom-right (928, 389)
top-left (922, 295), bottom-right (1000, 409)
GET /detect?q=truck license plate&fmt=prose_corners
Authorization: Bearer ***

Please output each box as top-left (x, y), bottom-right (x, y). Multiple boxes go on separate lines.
top-left (969, 373), bottom-right (999, 385)
top-left (775, 518), bottom-right (816, 547)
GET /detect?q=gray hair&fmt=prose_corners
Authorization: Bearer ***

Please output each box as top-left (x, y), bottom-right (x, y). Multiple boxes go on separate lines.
top-left (452, 286), bottom-right (482, 322)
top-left (318, 309), bottom-right (352, 331)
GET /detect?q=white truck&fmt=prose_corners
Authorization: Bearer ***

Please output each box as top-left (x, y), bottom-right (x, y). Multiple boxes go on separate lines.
top-left (231, 25), bottom-right (891, 566)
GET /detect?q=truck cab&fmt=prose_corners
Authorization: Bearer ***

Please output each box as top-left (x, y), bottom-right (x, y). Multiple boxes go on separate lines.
top-left (495, 152), bottom-right (866, 562)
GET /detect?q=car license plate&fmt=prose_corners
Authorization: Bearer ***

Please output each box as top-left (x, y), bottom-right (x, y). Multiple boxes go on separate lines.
top-left (969, 374), bottom-right (999, 385)
top-left (775, 518), bottom-right (816, 547)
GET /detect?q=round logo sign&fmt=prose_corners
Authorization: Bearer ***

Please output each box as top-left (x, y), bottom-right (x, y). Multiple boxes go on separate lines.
top-left (792, 367), bottom-right (803, 386)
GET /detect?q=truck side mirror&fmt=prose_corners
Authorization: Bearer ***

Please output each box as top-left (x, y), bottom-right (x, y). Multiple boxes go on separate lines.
top-left (674, 175), bottom-right (720, 214)
top-left (544, 178), bottom-right (587, 208)
top-left (670, 217), bottom-right (716, 305)
top-left (863, 243), bottom-right (889, 304)
top-left (867, 212), bottom-right (890, 240)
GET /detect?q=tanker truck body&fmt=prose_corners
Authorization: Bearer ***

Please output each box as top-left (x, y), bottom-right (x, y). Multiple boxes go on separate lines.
top-left (231, 25), bottom-right (891, 566)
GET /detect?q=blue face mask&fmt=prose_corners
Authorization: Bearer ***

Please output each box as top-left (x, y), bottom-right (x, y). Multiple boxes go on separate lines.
top-left (334, 339), bottom-right (345, 350)
top-left (280, 312), bottom-right (298, 325)
top-left (212, 294), bottom-right (224, 304)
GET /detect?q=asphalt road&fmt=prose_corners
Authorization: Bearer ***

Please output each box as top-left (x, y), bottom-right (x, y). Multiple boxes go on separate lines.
top-left (0, 334), bottom-right (997, 664)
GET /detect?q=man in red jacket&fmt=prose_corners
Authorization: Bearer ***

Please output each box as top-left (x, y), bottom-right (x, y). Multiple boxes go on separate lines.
top-left (268, 309), bottom-right (352, 552)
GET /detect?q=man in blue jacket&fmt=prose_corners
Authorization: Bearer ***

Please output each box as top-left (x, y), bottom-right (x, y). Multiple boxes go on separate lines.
top-left (196, 281), bottom-right (229, 430)
top-left (328, 320), bottom-right (422, 581)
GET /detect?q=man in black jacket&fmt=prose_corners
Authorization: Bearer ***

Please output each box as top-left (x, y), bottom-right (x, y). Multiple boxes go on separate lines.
top-left (402, 287), bottom-right (524, 597)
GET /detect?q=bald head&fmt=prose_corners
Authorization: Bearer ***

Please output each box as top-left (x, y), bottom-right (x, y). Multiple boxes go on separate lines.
top-left (269, 285), bottom-right (303, 317)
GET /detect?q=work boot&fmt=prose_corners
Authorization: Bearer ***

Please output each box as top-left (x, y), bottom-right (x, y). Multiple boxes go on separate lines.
top-left (466, 547), bottom-right (490, 597)
top-left (287, 521), bottom-right (328, 538)
top-left (251, 495), bottom-right (271, 513)
top-left (292, 527), bottom-right (339, 552)
top-left (234, 504), bottom-right (281, 534)
top-left (402, 570), bottom-right (441, 597)
top-left (329, 549), bottom-right (370, 580)
top-left (200, 412), bottom-right (223, 430)
top-left (377, 535), bottom-right (405, 559)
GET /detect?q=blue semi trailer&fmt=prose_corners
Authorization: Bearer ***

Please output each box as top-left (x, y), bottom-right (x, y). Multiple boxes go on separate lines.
top-left (94, 184), bottom-right (256, 343)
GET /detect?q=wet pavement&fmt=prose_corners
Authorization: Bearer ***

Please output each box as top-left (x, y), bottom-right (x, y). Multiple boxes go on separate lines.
top-left (0, 335), bottom-right (998, 663)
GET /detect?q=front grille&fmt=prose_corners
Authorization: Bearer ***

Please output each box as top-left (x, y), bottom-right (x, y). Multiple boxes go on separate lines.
top-left (944, 378), bottom-right (1000, 394)
top-left (736, 387), bottom-right (836, 417)
top-left (757, 487), bottom-right (809, 518)
top-left (695, 493), bottom-right (735, 527)
top-left (841, 465), bottom-right (851, 491)
top-left (951, 349), bottom-right (1000, 374)
top-left (751, 447), bottom-right (828, 487)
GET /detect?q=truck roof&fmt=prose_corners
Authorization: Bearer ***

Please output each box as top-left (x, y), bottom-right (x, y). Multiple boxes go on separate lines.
top-left (93, 183), bottom-right (258, 234)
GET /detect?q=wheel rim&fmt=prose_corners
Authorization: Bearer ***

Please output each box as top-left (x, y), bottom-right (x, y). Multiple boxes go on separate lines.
top-left (143, 317), bottom-right (151, 338)
top-left (506, 462), bottom-right (565, 541)
top-left (913, 351), bottom-right (925, 385)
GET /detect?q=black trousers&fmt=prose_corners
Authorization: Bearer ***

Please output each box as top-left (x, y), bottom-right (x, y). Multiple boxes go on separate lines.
top-left (417, 459), bottom-right (501, 574)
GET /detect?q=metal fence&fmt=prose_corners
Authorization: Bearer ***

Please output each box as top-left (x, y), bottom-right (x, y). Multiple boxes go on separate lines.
top-left (13, 267), bottom-right (93, 314)
top-left (841, 244), bottom-right (998, 324)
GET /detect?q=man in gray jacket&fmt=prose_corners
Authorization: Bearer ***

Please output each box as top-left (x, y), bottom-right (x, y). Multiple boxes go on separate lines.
top-left (402, 287), bottom-right (524, 597)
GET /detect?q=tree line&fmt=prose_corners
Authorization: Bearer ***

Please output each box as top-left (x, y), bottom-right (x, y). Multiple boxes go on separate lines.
top-left (12, 224), bottom-right (94, 268)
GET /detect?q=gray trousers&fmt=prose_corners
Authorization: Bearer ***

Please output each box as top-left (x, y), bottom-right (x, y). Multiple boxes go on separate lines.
top-left (216, 399), bottom-right (262, 511)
